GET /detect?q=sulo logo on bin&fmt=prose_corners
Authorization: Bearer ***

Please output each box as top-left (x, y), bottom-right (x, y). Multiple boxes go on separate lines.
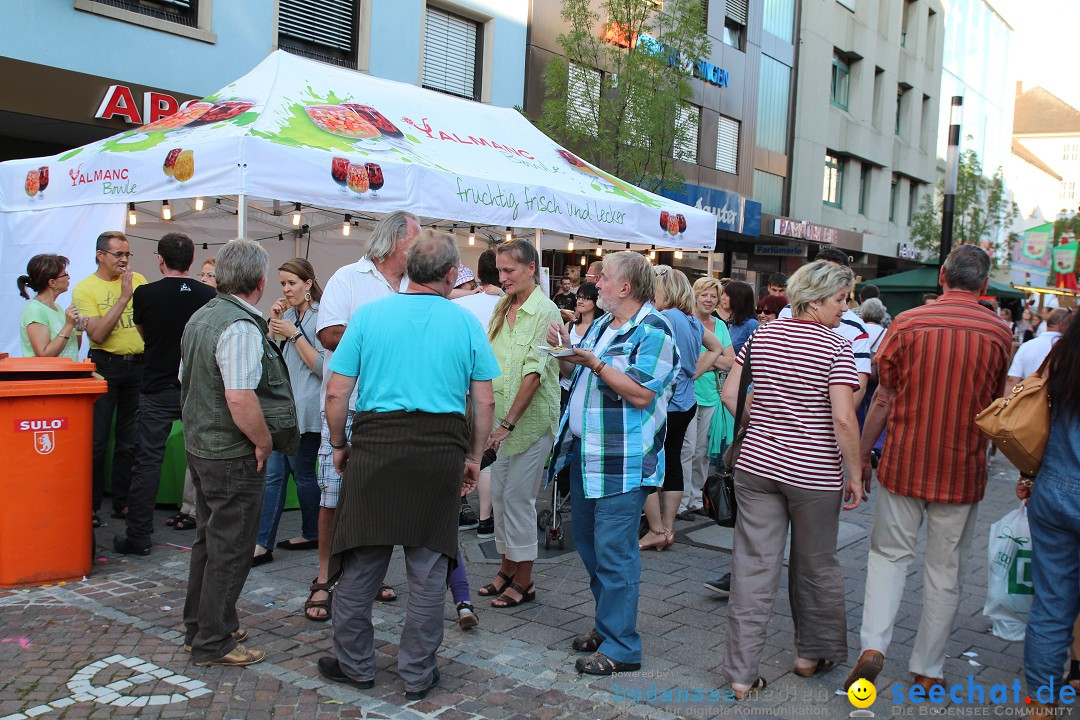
top-left (14, 418), bottom-right (67, 456)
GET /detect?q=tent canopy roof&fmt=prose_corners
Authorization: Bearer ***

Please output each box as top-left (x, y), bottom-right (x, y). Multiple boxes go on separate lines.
top-left (0, 50), bottom-right (712, 250)
top-left (858, 266), bottom-right (1025, 299)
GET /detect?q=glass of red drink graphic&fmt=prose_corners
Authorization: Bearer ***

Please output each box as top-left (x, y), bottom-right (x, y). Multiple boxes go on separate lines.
top-left (37, 166), bottom-right (49, 198)
top-left (163, 148), bottom-right (183, 181)
top-left (364, 163), bottom-right (384, 197)
top-left (344, 104), bottom-right (404, 140)
top-left (331, 157), bottom-right (350, 194)
top-left (677, 214), bottom-right (687, 233)
top-left (659, 211), bottom-right (670, 232)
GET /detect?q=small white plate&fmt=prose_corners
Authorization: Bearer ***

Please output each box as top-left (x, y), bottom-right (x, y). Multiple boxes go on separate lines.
top-left (539, 346), bottom-right (575, 357)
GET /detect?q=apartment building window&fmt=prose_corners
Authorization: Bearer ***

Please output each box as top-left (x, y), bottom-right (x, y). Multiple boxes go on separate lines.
top-left (1060, 181), bottom-right (1076, 201)
top-left (422, 6), bottom-right (483, 101)
top-left (716, 116), bottom-right (740, 173)
top-left (871, 67), bottom-right (884, 130)
top-left (699, 0), bottom-right (709, 29)
top-left (858, 166), bottom-right (870, 215)
top-left (674, 104), bottom-right (699, 163)
top-left (278, 0), bottom-right (358, 67)
top-left (1063, 144), bottom-right (1079, 161)
top-left (762, 0), bottom-right (794, 42)
top-left (568, 63), bottom-right (601, 136)
top-left (83, 0), bottom-right (199, 27)
top-left (901, 0), bottom-right (915, 48)
top-left (831, 52), bottom-right (851, 110)
top-left (907, 182), bottom-right (919, 225)
top-left (754, 170), bottom-right (785, 215)
top-left (757, 56), bottom-right (791, 153)
top-left (823, 153), bottom-right (843, 207)
top-left (723, 0), bottom-right (747, 50)
top-left (926, 8), bottom-right (937, 63)
top-left (919, 94), bottom-right (931, 150)
top-left (895, 85), bottom-right (909, 136)
top-left (889, 176), bottom-right (899, 221)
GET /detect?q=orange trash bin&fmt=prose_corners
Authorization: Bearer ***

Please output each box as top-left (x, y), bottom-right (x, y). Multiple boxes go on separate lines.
top-left (0, 356), bottom-right (107, 587)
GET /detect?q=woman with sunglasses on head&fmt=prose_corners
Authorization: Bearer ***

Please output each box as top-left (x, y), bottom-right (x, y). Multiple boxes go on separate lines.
top-left (18, 253), bottom-right (81, 359)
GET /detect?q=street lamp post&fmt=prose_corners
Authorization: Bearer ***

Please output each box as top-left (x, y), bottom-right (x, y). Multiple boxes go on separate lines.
top-left (939, 96), bottom-right (964, 267)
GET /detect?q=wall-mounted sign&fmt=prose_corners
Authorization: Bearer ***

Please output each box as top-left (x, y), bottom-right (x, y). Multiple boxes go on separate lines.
top-left (95, 85), bottom-right (190, 126)
top-left (631, 34), bottom-right (731, 88)
top-left (755, 245), bottom-right (806, 257)
top-left (897, 241), bottom-right (918, 259)
top-left (659, 183), bottom-right (761, 237)
top-left (603, 22), bottom-right (638, 49)
top-left (771, 218), bottom-right (838, 244)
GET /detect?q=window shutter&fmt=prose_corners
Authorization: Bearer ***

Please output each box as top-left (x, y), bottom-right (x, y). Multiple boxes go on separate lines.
top-left (700, 0), bottom-right (709, 23)
top-left (725, 0), bottom-right (748, 25)
top-left (568, 63), bottom-right (601, 136)
top-left (716, 115), bottom-right (739, 173)
top-left (279, 0), bottom-right (356, 52)
top-left (675, 104), bottom-right (698, 163)
top-left (423, 7), bottom-right (481, 101)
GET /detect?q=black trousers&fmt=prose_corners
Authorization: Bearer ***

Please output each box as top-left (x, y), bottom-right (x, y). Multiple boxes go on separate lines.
top-left (89, 350), bottom-right (143, 514)
top-left (123, 387), bottom-right (181, 546)
top-left (662, 406), bottom-right (697, 492)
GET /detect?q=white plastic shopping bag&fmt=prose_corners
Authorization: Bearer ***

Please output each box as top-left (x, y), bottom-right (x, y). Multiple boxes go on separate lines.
top-left (983, 504), bottom-right (1034, 641)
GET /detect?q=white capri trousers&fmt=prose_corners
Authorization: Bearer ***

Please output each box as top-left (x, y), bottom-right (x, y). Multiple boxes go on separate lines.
top-left (490, 432), bottom-right (553, 562)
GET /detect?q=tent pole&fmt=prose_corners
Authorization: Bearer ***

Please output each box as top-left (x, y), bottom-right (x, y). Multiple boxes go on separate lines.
top-left (237, 194), bottom-right (247, 238)
top-left (295, 232), bottom-right (301, 257)
top-left (707, 251), bottom-right (715, 278)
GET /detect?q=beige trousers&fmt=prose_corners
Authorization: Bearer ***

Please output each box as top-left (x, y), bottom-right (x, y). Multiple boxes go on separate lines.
top-left (858, 485), bottom-right (978, 679)
top-left (491, 432), bottom-right (552, 562)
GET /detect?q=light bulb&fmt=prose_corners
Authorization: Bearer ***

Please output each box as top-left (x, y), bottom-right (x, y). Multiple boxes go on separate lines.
top-left (674, 250), bottom-right (683, 260)
top-left (292, 202), bottom-right (302, 227)
top-left (161, 200), bottom-right (171, 221)
top-left (468, 225), bottom-right (476, 246)
top-left (194, 196), bottom-right (204, 212)
top-left (127, 203), bottom-right (137, 226)
top-left (567, 234), bottom-right (575, 252)
top-left (580, 255), bottom-right (587, 266)
top-left (505, 226), bottom-right (513, 243)
top-left (649, 246), bottom-right (656, 260)
top-left (595, 245), bottom-right (603, 257)
top-left (343, 214), bottom-right (352, 236)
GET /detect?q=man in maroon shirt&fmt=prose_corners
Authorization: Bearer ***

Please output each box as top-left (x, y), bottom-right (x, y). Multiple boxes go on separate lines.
top-left (844, 245), bottom-right (1012, 693)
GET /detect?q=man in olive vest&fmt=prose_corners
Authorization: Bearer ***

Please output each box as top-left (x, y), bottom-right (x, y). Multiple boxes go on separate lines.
top-left (179, 239), bottom-right (299, 668)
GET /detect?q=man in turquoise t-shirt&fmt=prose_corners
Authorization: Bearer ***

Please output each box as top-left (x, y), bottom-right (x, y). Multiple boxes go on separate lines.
top-left (319, 230), bottom-right (499, 701)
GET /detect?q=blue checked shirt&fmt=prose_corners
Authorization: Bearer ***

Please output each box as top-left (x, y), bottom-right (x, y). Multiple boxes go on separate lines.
top-left (549, 301), bottom-right (679, 499)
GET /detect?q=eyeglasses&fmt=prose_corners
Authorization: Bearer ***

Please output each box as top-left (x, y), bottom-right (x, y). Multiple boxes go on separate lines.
top-left (100, 250), bottom-right (133, 259)
top-left (576, 295), bottom-right (594, 301)
top-left (55, 273), bottom-right (70, 279)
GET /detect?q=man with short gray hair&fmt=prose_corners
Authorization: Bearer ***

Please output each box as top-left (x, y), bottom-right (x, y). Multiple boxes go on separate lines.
top-left (305, 210), bottom-right (421, 618)
top-left (845, 244), bottom-right (1012, 693)
top-left (319, 229), bottom-right (498, 699)
top-left (179, 238), bottom-right (299, 667)
top-left (546, 251), bottom-right (678, 676)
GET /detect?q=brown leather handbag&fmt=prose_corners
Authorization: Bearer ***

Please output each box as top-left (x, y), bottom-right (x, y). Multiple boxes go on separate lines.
top-left (975, 358), bottom-right (1051, 476)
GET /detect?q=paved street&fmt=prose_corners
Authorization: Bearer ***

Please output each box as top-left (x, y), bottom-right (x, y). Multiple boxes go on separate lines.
top-left (0, 453), bottom-right (1058, 720)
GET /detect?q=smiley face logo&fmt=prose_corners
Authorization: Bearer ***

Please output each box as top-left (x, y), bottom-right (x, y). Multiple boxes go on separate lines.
top-left (848, 678), bottom-right (877, 708)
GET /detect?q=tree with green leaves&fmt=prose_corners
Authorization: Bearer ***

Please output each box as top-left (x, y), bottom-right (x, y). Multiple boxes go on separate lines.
top-left (538, 0), bottom-right (710, 195)
top-left (909, 148), bottom-right (1019, 266)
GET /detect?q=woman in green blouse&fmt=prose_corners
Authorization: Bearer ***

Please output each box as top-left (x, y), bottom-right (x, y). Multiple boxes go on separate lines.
top-left (18, 253), bottom-right (81, 360)
top-left (479, 239), bottom-right (562, 608)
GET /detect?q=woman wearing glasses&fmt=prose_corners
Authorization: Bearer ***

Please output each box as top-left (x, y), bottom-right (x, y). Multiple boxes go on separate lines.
top-left (17, 253), bottom-right (81, 360)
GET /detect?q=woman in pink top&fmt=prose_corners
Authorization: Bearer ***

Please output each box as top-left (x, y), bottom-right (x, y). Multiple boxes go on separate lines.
top-left (719, 260), bottom-right (865, 699)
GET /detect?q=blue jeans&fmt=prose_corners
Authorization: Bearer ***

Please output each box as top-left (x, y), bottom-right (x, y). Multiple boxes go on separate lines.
top-left (256, 432), bottom-right (320, 548)
top-left (1024, 468), bottom-right (1080, 693)
top-left (568, 438), bottom-right (647, 664)
top-left (448, 549), bottom-right (469, 604)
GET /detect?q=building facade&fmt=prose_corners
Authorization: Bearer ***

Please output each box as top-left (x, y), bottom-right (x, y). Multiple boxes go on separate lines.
top-left (1011, 86), bottom-right (1080, 223)
top-left (779, 0), bottom-right (944, 280)
top-left (0, 0), bottom-right (528, 161)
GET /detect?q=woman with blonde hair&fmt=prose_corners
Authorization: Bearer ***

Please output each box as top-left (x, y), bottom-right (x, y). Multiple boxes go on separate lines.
top-left (640, 266), bottom-right (722, 550)
top-left (677, 276), bottom-right (735, 519)
top-left (720, 260), bottom-right (864, 698)
top-left (480, 239), bottom-right (561, 607)
top-left (253, 258), bottom-right (326, 566)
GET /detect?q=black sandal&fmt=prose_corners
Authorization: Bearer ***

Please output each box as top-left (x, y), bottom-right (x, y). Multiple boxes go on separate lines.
top-left (477, 570), bottom-right (514, 597)
top-left (572, 629), bottom-right (602, 653)
top-left (165, 512), bottom-right (184, 527)
top-left (491, 582), bottom-right (535, 608)
top-left (304, 580), bottom-right (332, 622)
top-left (377, 585), bottom-right (397, 602)
top-left (173, 514), bottom-right (196, 531)
top-left (575, 652), bottom-right (641, 675)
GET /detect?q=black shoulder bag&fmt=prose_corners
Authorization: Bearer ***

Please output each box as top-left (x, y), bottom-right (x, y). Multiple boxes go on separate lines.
top-left (702, 336), bottom-right (753, 528)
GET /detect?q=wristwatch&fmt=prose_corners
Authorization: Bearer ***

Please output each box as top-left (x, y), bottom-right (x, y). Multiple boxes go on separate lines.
top-left (330, 439), bottom-right (347, 450)
top-left (289, 330), bottom-right (303, 343)
top-left (499, 419), bottom-right (515, 432)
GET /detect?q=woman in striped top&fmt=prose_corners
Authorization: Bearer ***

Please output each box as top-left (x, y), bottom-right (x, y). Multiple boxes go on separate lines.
top-left (719, 260), bottom-right (864, 699)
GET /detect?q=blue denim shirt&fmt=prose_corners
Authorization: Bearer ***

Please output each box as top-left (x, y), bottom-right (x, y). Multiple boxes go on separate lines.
top-left (1038, 408), bottom-right (1080, 484)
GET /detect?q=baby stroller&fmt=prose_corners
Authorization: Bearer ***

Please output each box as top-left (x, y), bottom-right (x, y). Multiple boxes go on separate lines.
top-left (537, 464), bottom-right (571, 550)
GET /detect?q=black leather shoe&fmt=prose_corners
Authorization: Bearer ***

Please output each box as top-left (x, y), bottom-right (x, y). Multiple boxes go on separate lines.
top-left (112, 535), bottom-right (151, 556)
top-left (317, 657), bottom-right (374, 689)
top-left (251, 551), bottom-right (274, 567)
top-left (704, 573), bottom-right (731, 597)
top-left (404, 667), bottom-right (440, 700)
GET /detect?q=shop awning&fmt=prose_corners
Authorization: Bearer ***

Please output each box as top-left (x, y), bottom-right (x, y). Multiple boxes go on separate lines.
top-left (0, 50), bottom-right (713, 251)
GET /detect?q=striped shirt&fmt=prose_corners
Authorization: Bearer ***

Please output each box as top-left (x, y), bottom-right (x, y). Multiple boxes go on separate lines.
top-left (734, 318), bottom-right (860, 490)
top-left (216, 296), bottom-right (264, 390)
top-left (875, 291), bottom-right (1013, 504)
top-left (549, 301), bottom-right (679, 499)
top-left (779, 305), bottom-right (871, 375)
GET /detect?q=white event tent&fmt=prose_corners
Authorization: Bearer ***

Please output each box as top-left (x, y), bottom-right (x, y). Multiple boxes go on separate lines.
top-left (0, 50), bottom-right (713, 357)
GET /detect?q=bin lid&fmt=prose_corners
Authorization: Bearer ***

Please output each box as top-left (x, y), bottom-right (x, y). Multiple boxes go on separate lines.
top-left (0, 356), bottom-right (107, 396)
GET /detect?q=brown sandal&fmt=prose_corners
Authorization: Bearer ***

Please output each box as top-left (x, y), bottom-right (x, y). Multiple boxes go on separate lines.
top-left (477, 570), bottom-right (514, 597)
top-left (304, 580), bottom-right (332, 622)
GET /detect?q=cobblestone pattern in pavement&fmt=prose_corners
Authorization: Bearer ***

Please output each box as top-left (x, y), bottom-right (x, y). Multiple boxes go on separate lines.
top-left (0, 454), bottom-right (1067, 719)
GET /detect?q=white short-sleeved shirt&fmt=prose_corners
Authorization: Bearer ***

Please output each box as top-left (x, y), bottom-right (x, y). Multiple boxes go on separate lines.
top-left (1008, 331), bottom-right (1061, 378)
top-left (453, 290), bottom-right (502, 332)
top-left (316, 256), bottom-right (408, 411)
top-left (778, 304), bottom-right (871, 375)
